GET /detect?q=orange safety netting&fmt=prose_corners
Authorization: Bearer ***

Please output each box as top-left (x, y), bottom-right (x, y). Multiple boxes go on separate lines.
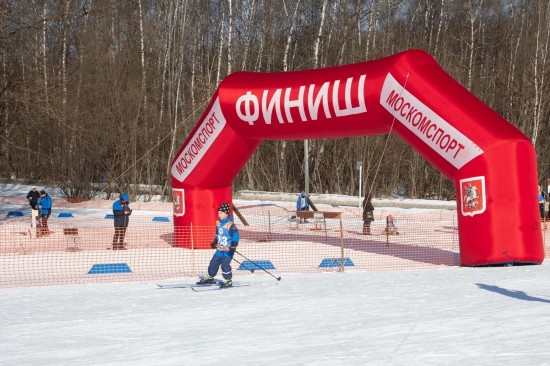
top-left (1, 199), bottom-right (548, 288)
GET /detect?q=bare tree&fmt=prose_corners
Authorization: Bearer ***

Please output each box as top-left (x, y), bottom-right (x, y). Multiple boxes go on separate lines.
top-left (215, 3), bottom-right (225, 86)
top-left (1, 0), bottom-right (549, 199)
top-left (227, 0), bottom-right (233, 74)
top-left (466, 0), bottom-right (484, 91)
top-left (138, 0), bottom-right (148, 111)
top-left (530, 0), bottom-right (550, 147)
top-left (42, 0), bottom-right (49, 121)
top-left (61, 0), bottom-right (69, 127)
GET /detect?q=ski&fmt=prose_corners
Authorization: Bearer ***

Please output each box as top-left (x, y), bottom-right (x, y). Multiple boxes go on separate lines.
top-left (157, 278), bottom-right (249, 290)
top-left (191, 282), bottom-right (250, 292)
top-left (157, 282), bottom-right (218, 289)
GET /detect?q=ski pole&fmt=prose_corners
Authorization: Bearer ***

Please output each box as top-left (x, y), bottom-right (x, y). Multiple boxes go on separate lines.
top-left (232, 257), bottom-right (255, 273)
top-left (235, 250), bottom-right (281, 281)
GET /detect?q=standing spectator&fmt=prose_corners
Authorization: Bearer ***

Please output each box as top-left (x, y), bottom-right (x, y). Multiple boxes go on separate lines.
top-left (26, 186), bottom-right (40, 210)
top-left (112, 193), bottom-right (132, 250)
top-left (538, 185), bottom-right (548, 221)
top-left (37, 190), bottom-right (52, 236)
top-left (196, 202), bottom-right (239, 288)
top-left (362, 193), bottom-right (375, 235)
top-left (296, 191), bottom-right (309, 223)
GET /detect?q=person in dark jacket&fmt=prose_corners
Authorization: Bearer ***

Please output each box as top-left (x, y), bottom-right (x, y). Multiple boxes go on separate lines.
top-left (112, 193), bottom-right (132, 250)
top-left (362, 193), bottom-right (374, 235)
top-left (26, 187), bottom-right (40, 210)
top-left (37, 190), bottom-right (53, 236)
top-left (538, 185), bottom-right (548, 220)
top-left (196, 202), bottom-right (239, 288)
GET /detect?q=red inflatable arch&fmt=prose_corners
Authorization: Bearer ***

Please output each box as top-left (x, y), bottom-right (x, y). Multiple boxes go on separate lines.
top-left (170, 49), bottom-right (544, 266)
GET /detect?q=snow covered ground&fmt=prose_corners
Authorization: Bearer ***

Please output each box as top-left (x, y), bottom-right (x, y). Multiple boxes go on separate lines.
top-left (1, 183), bottom-right (550, 365)
top-left (1, 264), bottom-right (550, 365)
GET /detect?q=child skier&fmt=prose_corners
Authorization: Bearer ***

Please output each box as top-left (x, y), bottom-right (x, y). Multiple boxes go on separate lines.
top-left (385, 215), bottom-right (399, 235)
top-left (196, 202), bottom-right (240, 288)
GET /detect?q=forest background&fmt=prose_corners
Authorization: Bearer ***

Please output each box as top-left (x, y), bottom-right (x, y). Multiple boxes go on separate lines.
top-left (0, 0), bottom-right (549, 201)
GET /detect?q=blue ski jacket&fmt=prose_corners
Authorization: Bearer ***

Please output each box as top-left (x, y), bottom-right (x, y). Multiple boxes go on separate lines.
top-left (38, 194), bottom-right (53, 216)
top-left (213, 216), bottom-right (239, 257)
top-left (113, 194), bottom-right (131, 227)
top-left (296, 193), bottom-right (309, 211)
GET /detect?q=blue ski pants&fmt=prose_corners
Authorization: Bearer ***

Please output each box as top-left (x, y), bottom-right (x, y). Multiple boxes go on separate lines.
top-left (208, 250), bottom-right (234, 280)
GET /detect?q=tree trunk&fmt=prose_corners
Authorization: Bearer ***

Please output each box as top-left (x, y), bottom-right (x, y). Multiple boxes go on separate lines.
top-left (309, 0), bottom-right (328, 194)
top-left (467, 0), bottom-right (483, 91)
top-left (530, 0), bottom-right (550, 147)
top-left (138, 0), bottom-right (148, 111)
top-left (216, 6), bottom-right (225, 85)
top-left (227, 0), bottom-right (233, 75)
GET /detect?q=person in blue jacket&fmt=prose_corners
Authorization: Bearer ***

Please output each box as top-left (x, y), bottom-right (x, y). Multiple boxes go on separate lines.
top-left (37, 190), bottom-right (53, 236)
top-left (112, 193), bottom-right (132, 250)
top-left (296, 191), bottom-right (309, 223)
top-left (196, 202), bottom-right (239, 288)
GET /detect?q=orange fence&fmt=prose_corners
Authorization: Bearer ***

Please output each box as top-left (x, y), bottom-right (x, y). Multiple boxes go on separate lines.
top-left (1, 200), bottom-right (549, 287)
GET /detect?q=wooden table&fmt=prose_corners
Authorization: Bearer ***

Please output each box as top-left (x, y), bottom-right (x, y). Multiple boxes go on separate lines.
top-left (295, 211), bottom-right (342, 220)
top-left (292, 211), bottom-right (342, 230)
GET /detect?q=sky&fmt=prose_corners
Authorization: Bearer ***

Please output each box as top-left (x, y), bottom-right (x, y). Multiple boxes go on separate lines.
top-left (1, 183), bottom-right (550, 365)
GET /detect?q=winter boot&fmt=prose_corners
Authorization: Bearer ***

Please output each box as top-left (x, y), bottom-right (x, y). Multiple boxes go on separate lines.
top-left (219, 279), bottom-right (233, 288)
top-left (196, 275), bottom-right (215, 285)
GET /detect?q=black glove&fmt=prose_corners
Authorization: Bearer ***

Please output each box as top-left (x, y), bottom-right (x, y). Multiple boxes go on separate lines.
top-left (210, 241), bottom-right (217, 249)
top-left (229, 242), bottom-right (238, 254)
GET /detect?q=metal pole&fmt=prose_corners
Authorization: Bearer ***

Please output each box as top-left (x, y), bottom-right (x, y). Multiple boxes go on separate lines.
top-left (267, 211), bottom-right (272, 242)
top-left (339, 219), bottom-right (345, 272)
top-left (356, 161), bottom-right (363, 209)
top-left (304, 140), bottom-right (309, 196)
top-left (358, 165), bottom-right (362, 209)
top-left (190, 223), bottom-right (195, 275)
